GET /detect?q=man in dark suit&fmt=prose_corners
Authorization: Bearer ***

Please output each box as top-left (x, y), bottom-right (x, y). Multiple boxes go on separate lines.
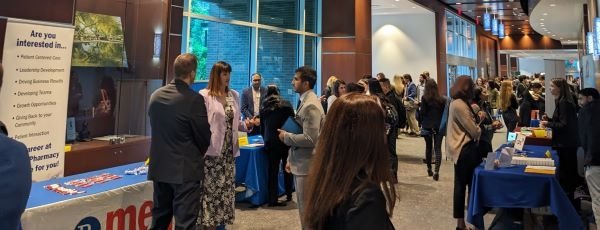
top-left (0, 63), bottom-right (32, 229)
top-left (578, 88), bottom-right (600, 224)
top-left (148, 54), bottom-right (211, 230)
top-left (241, 73), bottom-right (267, 135)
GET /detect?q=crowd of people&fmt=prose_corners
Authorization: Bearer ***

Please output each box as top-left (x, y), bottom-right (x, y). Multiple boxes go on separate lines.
top-left (2, 51), bottom-right (600, 229)
top-left (147, 53), bottom-right (600, 229)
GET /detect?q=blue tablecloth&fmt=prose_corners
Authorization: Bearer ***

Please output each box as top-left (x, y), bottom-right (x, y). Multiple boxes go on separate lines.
top-left (467, 145), bottom-right (583, 229)
top-left (27, 162), bottom-right (146, 209)
top-left (236, 144), bottom-right (289, 206)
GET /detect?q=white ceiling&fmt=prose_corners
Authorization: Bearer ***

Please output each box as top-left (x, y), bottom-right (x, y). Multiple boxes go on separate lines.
top-left (500, 49), bottom-right (579, 60)
top-left (372, 0), bottom-right (432, 16)
top-left (529, 0), bottom-right (585, 43)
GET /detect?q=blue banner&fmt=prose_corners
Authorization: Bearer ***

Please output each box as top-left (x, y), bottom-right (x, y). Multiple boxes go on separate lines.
top-left (483, 13), bottom-right (491, 31)
top-left (499, 22), bottom-right (504, 38)
top-left (588, 32), bottom-right (595, 55)
top-left (492, 18), bottom-right (498, 36)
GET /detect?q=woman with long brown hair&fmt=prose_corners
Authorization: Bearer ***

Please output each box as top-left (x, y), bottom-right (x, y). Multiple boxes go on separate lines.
top-left (198, 61), bottom-right (257, 229)
top-left (420, 79), bottom-right (446, 181)
top-left (303, 93), bottom-right (397, 230)
top-left (541, 78), bottom-right (581, 204)
top-left (446, 76), bottom-right (483, 230)
top-left (499, 80), bottom-right (518, 136)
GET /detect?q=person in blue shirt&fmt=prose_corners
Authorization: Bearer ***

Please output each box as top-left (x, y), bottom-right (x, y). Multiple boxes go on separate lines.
top-left (403, 74), bottom-right (420, 136)
top-left (0, 63), bottom-right (32, 229)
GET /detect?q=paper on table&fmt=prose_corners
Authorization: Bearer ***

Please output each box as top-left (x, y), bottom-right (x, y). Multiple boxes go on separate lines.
top-left (525, 165), bottom-right (556, 175)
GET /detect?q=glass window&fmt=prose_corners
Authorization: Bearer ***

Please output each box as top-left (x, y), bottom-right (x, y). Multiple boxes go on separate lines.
top-left (187, 19), bottom-right (251, 91)
top-left (304, 36), bottom-right (317, 68)
top-left (189, 0), bottom-right (251, 22)
top-left (259, 0), bottom-right (299, 30)
top-left (305, 0), bottom-right (317, 33)
top-left (257, 29), bottom-right (299, 106)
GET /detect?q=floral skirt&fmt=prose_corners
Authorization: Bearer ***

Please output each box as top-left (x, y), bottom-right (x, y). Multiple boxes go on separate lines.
top-left (199, 152), bottom-right (235, 227)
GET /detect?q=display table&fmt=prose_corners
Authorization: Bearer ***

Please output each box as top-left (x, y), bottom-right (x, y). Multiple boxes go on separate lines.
top-left (23, 162), bottom-right (152, 230)
top-left (467, 145), bottom-right (583, 229)
top-left (236, 137), bottom-right (289, 206)
top-left (65, 136), bottom-right (151, 176)
top-left (23, 139), bottom-right (282, 228)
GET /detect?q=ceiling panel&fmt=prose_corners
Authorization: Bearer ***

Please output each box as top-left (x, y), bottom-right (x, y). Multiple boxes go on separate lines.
top-left (440, 0), bottom-right (539, 36)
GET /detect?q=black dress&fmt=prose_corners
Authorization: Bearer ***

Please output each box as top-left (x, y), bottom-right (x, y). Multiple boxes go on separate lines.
top-left (502, 94), bottom-right (519, 133)
top-left (260, 95), bottom-right (295, 203)
top-left (546, 98), bottom-right (581, 200)
top-left (323, 182), bottom-right (395, 230)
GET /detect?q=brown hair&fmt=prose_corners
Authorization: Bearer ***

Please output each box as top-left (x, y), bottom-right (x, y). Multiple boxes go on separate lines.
top-left (173, 53), bottom-right (197, 78)
top-left (303, 93), bottom-right (397, 229)
top-left (207, 61), bottom-right (232, 97)
top-left (450, 75), bottom-right (475, 101)
top-left (499, 80), bottom-right (514, 111)
top-left (422, 79), bottom-right (445, 106)
top-left (551, 78), bottom-right (576, 105)
top-left (0, 63), bottom-right (3, 89)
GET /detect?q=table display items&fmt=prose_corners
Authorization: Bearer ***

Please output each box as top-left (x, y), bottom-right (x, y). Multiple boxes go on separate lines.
top-left (124, 166), bottom-right (148, 175)
top-left (44, 184), bottom-right (85, 195)
top-left (64, 173), bottom-right (122, 188)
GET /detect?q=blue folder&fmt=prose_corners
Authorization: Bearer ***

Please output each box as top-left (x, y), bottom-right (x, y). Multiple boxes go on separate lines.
top-left (281, 117), bottom-right (302, 134)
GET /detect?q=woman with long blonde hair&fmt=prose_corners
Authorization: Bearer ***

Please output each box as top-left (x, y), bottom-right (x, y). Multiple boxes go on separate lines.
top-left (499, 80), bottom-right (518, 135)
top-left (393, 74), bottom-right (405, 97)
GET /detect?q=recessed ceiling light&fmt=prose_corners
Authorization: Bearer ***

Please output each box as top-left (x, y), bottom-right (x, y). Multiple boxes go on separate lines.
top-left (518, 27), bottom-right (521, 29)
top-left (456, 2), bottom-right (462, 4)
top-left (412, 6), bottom-right (416, 8)
top-left (552, 35), bottom-right (556, 37)
top-left (541, 25), bottom-right (545, 27)
top-left (512, 25), bottom-right (515, 27)
top-left (395, 0), bottom-right (399, 1)
top-left (560, 37), bottom-right (563, 39)
top-left (547, 32), bottom-right (551, 34)
top-left (550, 4), bottom-right (556, 7)
top-left (540, 18), bottom-right (545, 21)
top-left (543, 13), bottom-right (548, 16)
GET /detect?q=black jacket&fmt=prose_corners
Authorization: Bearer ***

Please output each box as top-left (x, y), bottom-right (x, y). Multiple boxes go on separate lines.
top-left (386, 91), bottom-right (406, 128)
top-left (147, 79), bottom-right (211, 184)
top-left (420, 97), bottom-right (445, 131)
top-left (260, 95), bottom-right (294, 154)
top-left (519, 90), bottom-right (534, 126)
top-left (323, 182), bottom-right (395, 230)
top-left (547, 98), bottom-right (579, 149)
top-left (579, 100), bottom-right (600, 166)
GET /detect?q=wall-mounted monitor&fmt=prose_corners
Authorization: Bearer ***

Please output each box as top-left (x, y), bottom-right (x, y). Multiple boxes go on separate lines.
top-left (72, 12), bottom-right (127, 67)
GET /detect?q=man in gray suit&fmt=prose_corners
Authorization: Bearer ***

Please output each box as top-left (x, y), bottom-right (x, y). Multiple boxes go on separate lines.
top-left (278, 66), bottom-right (324, 228)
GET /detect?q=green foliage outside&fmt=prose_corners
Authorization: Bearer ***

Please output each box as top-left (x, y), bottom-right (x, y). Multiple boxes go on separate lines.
top-left (190, 1), bottom-right (210, 81)
top-left (72, 12), bottom-right (126, 67)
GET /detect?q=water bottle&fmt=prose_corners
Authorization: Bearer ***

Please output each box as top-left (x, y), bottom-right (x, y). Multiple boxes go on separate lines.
top-left (546, 128), bottom-right (552, 139)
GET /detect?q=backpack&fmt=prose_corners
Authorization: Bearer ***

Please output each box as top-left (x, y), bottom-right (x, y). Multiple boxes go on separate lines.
top-left (438, 97), bottom-right (451, 136)
top-left (383, 102), bottom-right (399, 135)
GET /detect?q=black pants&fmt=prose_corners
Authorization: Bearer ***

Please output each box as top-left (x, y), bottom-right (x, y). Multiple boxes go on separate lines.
top-left (388, 128), bottom-right (399, 182)
top-left (453, 141), bottom-right (483, 218)
top-left (424, 130), bottom-right (443, 173)
top-left (150, 181), bottom-right (202, 230)
top-left (267, 148), bottom-right (293, 203)
top-left (557, 147), bottom-right (583, 204)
